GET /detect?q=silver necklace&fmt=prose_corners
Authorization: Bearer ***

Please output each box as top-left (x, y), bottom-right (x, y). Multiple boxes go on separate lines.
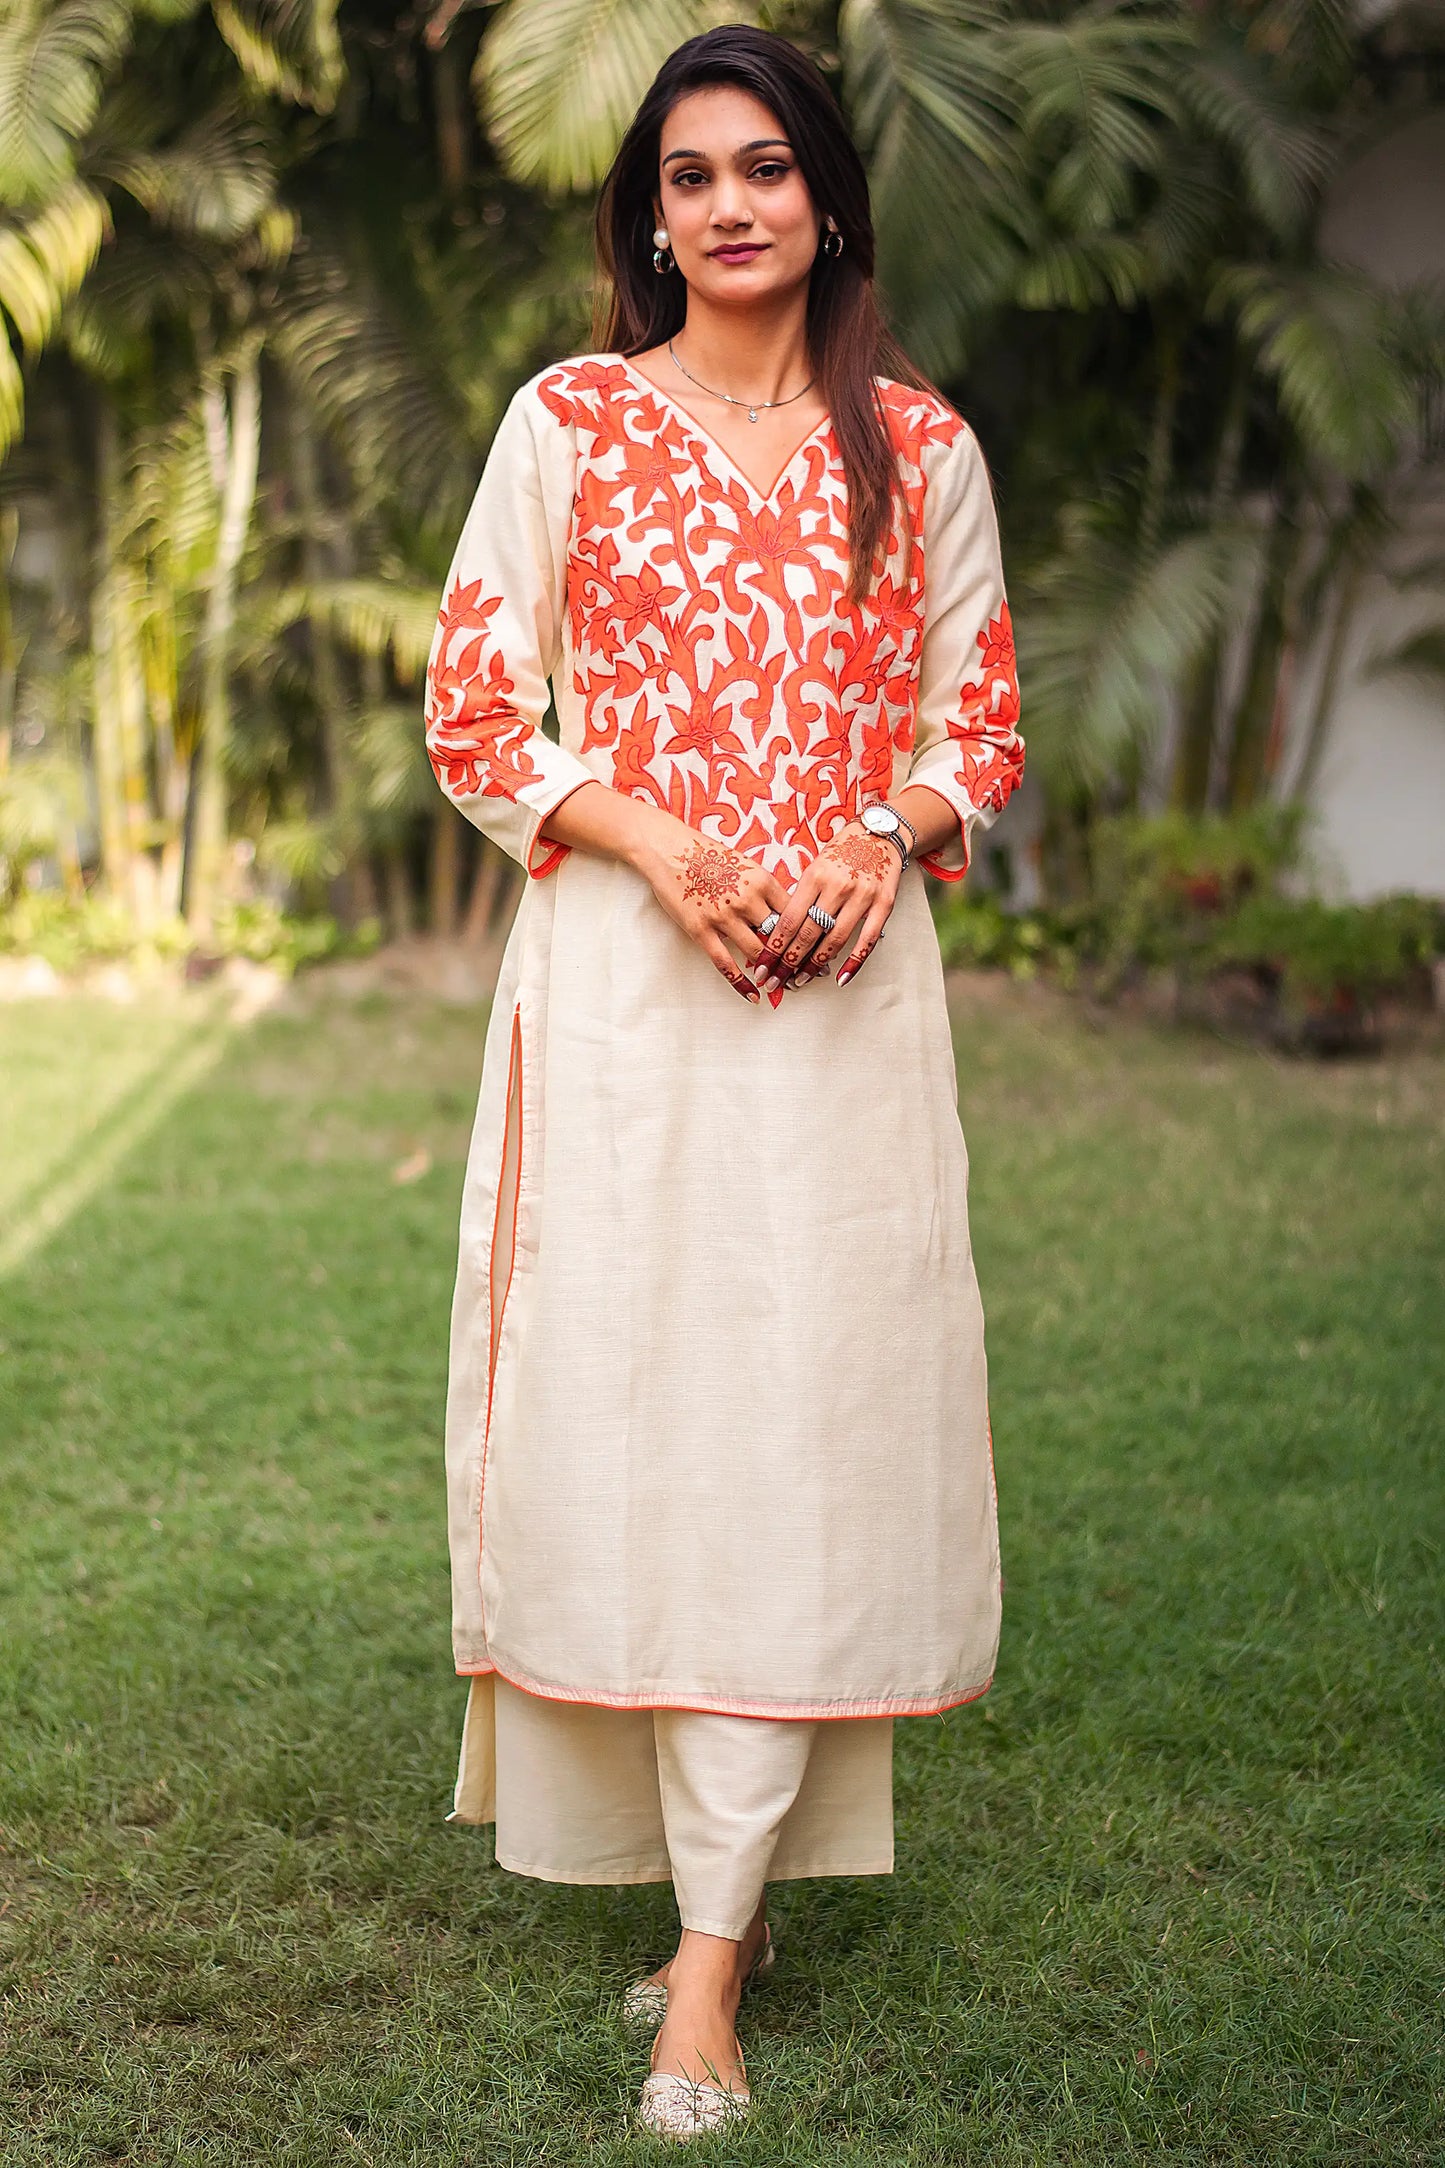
top-left (668, 338), bottom-right (815, 425)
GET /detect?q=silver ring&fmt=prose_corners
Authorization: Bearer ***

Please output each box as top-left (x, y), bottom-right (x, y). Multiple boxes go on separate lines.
top-left (806, 903), bottom-right (836, 934)
top-left (759, 911), bottom-right (780, 938)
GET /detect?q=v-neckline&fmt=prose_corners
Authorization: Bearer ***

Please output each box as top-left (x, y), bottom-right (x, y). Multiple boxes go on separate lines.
top-left (616, 354), bottom-right (833, 512)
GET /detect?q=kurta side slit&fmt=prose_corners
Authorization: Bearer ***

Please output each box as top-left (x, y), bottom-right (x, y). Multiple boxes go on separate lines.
top-left (425, 354), bottom-right (1024, 1891)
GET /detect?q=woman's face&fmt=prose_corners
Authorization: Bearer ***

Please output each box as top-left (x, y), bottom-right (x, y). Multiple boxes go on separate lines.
top-left (654, 86), bottom-right (822, 309)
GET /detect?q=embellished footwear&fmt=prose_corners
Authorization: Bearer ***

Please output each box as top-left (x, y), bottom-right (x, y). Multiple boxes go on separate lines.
top-left (636, 2070), bottom-right (750, 2142)
top-left (621, 1922), bottom-right (774, 2030)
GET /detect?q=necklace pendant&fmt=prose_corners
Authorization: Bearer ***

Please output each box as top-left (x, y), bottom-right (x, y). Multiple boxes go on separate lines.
top-left (748, 407), bottom-right (758, 424)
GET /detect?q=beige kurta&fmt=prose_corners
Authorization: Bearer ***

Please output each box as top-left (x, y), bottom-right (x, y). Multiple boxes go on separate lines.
top-left (425, 354), bottom-right (1024, 1743)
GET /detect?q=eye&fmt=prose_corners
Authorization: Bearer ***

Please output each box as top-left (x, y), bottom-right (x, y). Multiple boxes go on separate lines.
top-left (668, 167), bottom-right (707, 189)
top-left (750, 159), bottom-right (793, 182)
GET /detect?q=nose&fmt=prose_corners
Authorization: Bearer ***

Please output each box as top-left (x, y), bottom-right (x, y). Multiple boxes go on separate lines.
top-left (710, 175), bottom-right (754, 230)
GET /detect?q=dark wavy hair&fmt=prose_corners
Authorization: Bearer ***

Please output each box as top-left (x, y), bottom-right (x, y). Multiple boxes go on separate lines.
top-left (593, 25), bottom-right (939, 605)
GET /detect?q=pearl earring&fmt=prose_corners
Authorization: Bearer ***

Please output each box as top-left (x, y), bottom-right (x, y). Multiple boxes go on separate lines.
top-left (652, 227), bottom-right (674, 275)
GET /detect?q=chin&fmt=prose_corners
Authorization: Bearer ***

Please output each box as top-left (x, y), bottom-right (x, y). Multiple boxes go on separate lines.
top-left (694, 263), bottom-right (809, 304)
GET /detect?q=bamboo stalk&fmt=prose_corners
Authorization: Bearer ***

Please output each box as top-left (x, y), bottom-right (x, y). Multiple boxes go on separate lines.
top-left (185, 338), bottom-right (263, 931)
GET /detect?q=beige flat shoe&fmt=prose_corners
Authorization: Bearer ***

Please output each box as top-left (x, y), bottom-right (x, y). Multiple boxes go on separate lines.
top-left (621, 1922), bottom-right (774, 2030)
top-left (636, 2070), bottom-right (750, 2142)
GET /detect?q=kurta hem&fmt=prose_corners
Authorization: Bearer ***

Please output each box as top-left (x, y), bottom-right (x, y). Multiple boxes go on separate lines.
top-left (455, 1654), bottom-right (995, 1722)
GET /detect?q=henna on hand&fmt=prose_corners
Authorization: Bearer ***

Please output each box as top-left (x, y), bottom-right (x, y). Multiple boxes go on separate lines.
top-left (678, 840), bottom-right (747, 909)
top-left (822, 833), bottom-right (895, 882)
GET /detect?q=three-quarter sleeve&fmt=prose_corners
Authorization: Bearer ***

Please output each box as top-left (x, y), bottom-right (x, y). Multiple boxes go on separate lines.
top-left (906, 423), bottom-right (1025, 881)
top-left (424, 381), bottom-right (596, 879)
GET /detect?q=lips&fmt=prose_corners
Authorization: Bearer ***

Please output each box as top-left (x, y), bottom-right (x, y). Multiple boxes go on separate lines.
top-left (710, 244), bottom-right (766, 263)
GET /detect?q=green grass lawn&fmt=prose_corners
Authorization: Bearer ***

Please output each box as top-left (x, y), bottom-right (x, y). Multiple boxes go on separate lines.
top-left (2, 976), bottom-right (1441, 2165)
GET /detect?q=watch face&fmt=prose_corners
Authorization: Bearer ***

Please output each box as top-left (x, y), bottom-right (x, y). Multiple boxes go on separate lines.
top-left (861, 805), bottom-right (896, 836)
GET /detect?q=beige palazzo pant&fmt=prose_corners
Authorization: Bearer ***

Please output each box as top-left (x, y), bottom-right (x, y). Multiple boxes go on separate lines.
top-left (452, 1676), bottom-right (895, 1940)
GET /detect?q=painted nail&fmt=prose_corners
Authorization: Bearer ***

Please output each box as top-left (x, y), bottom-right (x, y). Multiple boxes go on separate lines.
top-left (837, 968), bottom-right (853, 987)
top-left (751, 962), bottom-right (769, 986)
top-left (764, 975), bottom-right (781, 995)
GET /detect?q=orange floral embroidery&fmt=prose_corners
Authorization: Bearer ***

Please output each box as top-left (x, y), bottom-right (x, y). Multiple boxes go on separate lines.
top-left (428, 361), bottom-right (1024, 863)
top-left (952, 601), bottom-right (1024, 814)
top-left (425, 579), bottom-right (542, 799)
top-left (532, 361), bottom-right (962, 874)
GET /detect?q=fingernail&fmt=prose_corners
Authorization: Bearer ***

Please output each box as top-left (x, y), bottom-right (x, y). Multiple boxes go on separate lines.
top-left (751, 963), bottom-right (769, 986)
top-left (764, 975), bottom-right (781, 995)
top-left (738, 984), bottom-right (759, 1003)
top-left (837, 968), bottom-right (853, 987)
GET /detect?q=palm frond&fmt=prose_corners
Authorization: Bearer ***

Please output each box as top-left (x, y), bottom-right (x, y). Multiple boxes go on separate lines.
top-left (211, 0), bottom-right (343, 113)
top-left (1017, 511), bottom-right (1246, 789)
top-left (0, 183), bottom-right (108, 356)
top-left (843, 0), bottom-right (1021, 171)
top-left (841, 0), bottom-right (1027, 372)
top-left (1014, 232), bottom-right (1149, 313)
top-left (104, 98), bottom-right (280, 239)
top-left (1134, 154), bottom-right (1230, 288)
top-left (1007, 13), bottom-right (1187, 234)
top-left (271, 238), bottom-right (475, 534)
top-left (0, 0), bottom-right (131, 209)
top-left (1177, 39), bottom-right (1331, 241)
top-left (477, 0), bottom-right (743, 194)
top-left (352, 702), bottom-right (435, 816)
top-left (63, 228), bottom-right (213, 375)
top-left (1209, 263), bottom-right (1418, 475)
top-left (0, 182), bottom-right (109, 454)
top-left (302, 578), bottom-right (444, 682)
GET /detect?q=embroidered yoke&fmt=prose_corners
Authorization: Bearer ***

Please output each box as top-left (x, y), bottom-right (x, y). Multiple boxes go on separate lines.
top-left (425, 353), bottom-right (1023, 1718)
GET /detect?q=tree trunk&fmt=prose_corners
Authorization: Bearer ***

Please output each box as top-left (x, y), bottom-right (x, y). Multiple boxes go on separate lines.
top-left (289, 394), bottom-right (366, 924)
top-left (1289, 555), bottom-right (1365, 809)
top-left (1138, 318), bottom-right (1180, 562)
top-left (1223, 484), bottom-right (1303, 812)
top-left (463, 836), bottom-right (505, 944)
top-left (92, 396), bottom-right (156, 922)
top-left (185, 338), bottom-right (263, 931)
top-left (430, 800), bottom-right (462, 937)
top-left (1171, 352), bottom-right (1251, 811)
top-left (431, 34), bottom-right (472, 199)
top-left (382, 843), bottom-right (415, 937)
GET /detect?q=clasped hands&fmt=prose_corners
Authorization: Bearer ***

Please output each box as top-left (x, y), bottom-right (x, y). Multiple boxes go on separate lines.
top-left (658, 824), bottom-right (902, 1007)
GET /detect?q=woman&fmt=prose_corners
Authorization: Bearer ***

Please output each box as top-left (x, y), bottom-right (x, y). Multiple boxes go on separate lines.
top-left (424, 24), bottom-right (1024, 2141)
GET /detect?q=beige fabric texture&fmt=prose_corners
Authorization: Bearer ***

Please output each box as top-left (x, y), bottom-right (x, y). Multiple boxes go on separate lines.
top-left (451, 1675), bottom-right (894, 1920)
top-left (425, 357), bottom-right (1017, 1720)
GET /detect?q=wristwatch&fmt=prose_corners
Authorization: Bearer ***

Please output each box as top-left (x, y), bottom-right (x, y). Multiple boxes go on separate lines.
top-left (861, 801), bottom-right (916, 870)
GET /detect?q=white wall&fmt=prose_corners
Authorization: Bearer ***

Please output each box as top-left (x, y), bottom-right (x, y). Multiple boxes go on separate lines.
top-left (1306, 106), bottom-right (1445, 899)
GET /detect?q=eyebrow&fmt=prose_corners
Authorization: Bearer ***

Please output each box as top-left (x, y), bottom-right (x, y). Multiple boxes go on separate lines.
top-left (661, 138), bottom-right (792, 167)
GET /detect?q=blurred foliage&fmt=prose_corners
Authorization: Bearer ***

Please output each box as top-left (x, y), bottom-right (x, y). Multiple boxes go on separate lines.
top-left (0, 886), bottom-right (378, 973)
top-left (0, 0), bottom-right (1442, 952)
top-left (934, 809), bottom-right (1444, 1047)
top-left (1209, 892), bottom-right (1442, 1011)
